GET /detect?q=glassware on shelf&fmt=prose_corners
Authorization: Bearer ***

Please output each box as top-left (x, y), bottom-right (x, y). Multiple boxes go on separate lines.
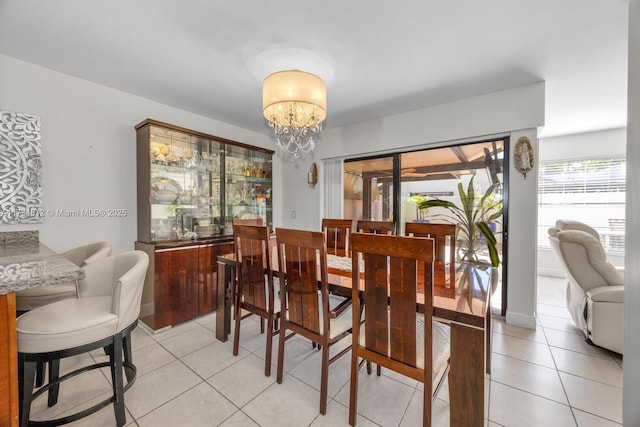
top-left (151, 219), bottom-right (173, 240)
top-left (166, 153), bottom-right (180, 167)
top-left (183, 148), bottom-right (193, 166)
top-left (150, 146), bottom-right (161, 162)
top-left (151, 176), bottom-right (182, 204)
top-left (155, 153), bottom-right (167, 165)
top-left (206, 153), bottom-right (219, 172)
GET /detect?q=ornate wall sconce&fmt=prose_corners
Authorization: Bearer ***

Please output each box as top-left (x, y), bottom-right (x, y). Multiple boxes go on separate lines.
top-left (308, 162), bottom-right (318, 187)
top-left (514, 136), bottom-right (534, 179)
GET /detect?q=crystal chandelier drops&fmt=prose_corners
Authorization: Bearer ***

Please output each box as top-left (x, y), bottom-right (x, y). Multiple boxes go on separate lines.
top-left (266, 102), bottom-right (323, 158)
top-left (263, 70), bottom-right (327, 159)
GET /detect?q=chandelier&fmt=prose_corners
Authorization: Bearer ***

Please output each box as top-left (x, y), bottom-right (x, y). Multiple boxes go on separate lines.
top-left (262, 70), bottom-right (327, 158)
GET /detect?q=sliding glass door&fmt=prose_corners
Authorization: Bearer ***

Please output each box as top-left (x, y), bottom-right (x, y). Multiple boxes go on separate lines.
top-left (344, 138), bottom-right (507, 314)
top-left (344, 155), bottom-right (394, 224)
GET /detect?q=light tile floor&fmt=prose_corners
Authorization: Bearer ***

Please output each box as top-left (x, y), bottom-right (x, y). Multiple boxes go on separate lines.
top-left (27, 276), bottom-right (623, 426)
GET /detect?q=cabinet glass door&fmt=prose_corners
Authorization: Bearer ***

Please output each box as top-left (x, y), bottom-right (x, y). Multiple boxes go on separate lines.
top-left (148, 125), bottom-right (223, 240)
top-left (223, 145), bottom-right (273, 232)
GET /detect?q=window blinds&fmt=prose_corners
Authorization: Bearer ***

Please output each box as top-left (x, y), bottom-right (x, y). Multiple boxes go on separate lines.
top-left (537, 157), bottom-right (626, 252)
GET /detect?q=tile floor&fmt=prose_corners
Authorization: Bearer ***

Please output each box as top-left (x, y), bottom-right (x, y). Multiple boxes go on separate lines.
top-left (27, 275), bottom-right (623, 426)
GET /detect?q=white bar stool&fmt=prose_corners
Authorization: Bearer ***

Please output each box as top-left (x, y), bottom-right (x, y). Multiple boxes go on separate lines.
top-left (17, 250), bottom-right (148, 427)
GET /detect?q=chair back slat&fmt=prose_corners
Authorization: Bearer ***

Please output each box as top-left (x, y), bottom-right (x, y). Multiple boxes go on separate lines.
top-left (389, 256), bottom-right (418, 366)
top-left (234, 224), bottom-right (273, 312)
top-left (363, 252), bottom-right (391, 356)
top-left (322, 218), bottom-right (353, 256)
top-left (276, 228), bottom-right (327, 336)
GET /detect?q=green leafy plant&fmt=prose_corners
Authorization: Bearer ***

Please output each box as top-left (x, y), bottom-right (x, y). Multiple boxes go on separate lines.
top-left (417, 175), bottom-right (503, 267)
top-left (408, 194), bottom-right (430, 219)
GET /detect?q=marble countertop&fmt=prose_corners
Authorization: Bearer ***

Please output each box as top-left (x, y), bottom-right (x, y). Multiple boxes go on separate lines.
top-left (0, 243), bottom-right (85, 294)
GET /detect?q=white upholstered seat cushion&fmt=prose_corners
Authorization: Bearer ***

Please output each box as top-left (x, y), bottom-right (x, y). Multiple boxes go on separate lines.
top-left (17, 296), bottom-right (119, 354)
top-left (359, 314), bottom-right (450, 380)
top-left (272, 291), bottom-right (282, 314)
top-left (325, 294), bottom-right (353, 339)
top-left (285, 293), bottom-right (353, 339)
top-left (267, 277), bottom-right (283, 313)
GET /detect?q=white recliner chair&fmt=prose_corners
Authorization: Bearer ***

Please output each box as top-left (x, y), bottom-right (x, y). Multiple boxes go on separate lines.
top-left (548, 220), bottom-right (624, 354)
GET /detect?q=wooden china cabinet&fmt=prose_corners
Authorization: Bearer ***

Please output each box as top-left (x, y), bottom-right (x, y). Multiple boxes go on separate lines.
top-left (134, 119), bottom-right (273, 331)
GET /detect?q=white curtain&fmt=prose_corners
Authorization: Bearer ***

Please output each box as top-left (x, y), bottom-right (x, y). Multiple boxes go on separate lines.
top-left (321, 158), bottom-right (344, 220)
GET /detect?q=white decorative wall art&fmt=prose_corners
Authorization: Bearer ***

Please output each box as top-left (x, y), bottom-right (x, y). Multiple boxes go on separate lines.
top-left (0, 111), bottom-right (43, 224)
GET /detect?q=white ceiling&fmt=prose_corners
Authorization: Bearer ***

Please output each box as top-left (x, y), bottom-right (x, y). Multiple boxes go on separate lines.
top-left (0, 0), bottom-right (629, 138)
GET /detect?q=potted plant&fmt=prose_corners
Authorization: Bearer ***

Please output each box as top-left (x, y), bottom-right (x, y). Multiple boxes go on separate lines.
top-left (417, 175), bottom-right (502, 294)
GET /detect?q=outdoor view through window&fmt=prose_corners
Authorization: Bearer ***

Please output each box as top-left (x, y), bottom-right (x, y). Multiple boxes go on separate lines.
top-left (344, 138), bottom-right (506, 313)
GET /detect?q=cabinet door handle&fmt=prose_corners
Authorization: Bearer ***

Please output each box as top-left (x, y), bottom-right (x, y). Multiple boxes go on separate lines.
top-left (156, 245), bottom-right (200, 253)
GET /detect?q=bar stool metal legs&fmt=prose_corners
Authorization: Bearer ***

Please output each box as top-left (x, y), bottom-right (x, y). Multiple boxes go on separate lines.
top-left (18, 322), bottom-right (138, 427)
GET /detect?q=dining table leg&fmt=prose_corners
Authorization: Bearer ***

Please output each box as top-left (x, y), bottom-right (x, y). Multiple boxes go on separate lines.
top-left (1, 292), bottom-right (19, 427)
top-left (215, 261), bottom-right (234, 342)
top-left (448, 322), bottom-right (485, 427)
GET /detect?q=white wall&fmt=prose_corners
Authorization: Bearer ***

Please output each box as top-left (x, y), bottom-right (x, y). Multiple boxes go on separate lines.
top-left (505, 128), bottom-right (539, 328)
top-left (537, 128), bottom-right (627, 276)
top-left (280, 82), bottom-right (545, 329)
top-left (624, 0), bottom-right (640, 423)
top-left (539, 128), bottom-right (626, 162)
top-left (0, 54), bottom-right (278, 254)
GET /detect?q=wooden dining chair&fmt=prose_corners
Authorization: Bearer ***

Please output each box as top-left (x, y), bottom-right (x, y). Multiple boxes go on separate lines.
top-left (321, 218), bottom-right (353, 256)
top-left (275, 227), bottom-right (353, 414)
top-left (355, 220), bottom-right (396, 235)
top-left (232, 224), bottom-right (280, 376)
top-left (349, 233), bottom-right (450, 426)
top-left (405, 222), bottom-right (456, 291)
top-left (348, 233), bottom-right (451, 426)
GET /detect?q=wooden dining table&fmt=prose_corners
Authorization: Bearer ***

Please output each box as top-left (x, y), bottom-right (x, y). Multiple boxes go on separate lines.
top-left (215, 249), bottom-right (491, 427)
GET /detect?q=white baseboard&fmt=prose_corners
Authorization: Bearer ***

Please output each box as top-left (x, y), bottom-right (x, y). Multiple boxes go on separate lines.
top-left (139, 302), bottom-right (154, 319)
top-left (505, 310), bottom-right (537, 330)
top-left (136, 319), bottom-right (172, 335)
